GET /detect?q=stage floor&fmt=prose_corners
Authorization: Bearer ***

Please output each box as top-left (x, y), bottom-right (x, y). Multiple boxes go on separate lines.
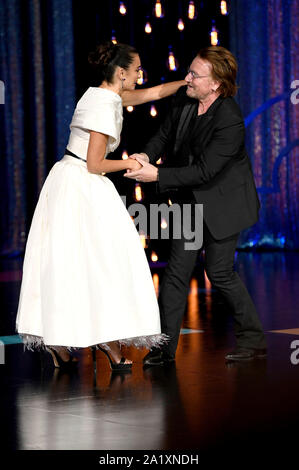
top-left (0, 252), bottom-right (298, 463)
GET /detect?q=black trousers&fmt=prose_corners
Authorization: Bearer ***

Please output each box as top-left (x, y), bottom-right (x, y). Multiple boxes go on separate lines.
top-left (158, 201), bottom-right (266, 358)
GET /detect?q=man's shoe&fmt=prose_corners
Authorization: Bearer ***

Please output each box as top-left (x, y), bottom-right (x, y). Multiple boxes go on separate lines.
top-left (143, 349), bottom-right (175, 366)
top-left (161, 352), bottom-right (175, 363)
top-left (143, 349), bottom-right (163, 366)
top-left (225, 347), bottom-right (267, 361)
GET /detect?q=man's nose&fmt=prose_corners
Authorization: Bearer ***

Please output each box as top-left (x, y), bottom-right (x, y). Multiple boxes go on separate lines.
top-left (185, 71), bottom-right (192, 81)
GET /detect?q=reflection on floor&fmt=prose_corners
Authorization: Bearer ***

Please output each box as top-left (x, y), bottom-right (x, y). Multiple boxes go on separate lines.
top-left (0, 252), bottom-right (299, 461)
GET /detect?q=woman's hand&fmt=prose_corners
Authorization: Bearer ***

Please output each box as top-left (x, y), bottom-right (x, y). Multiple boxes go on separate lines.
top-left (124, 156), bottom-right (158, 182)
top-left (128, 159), bottom-right (142, 171)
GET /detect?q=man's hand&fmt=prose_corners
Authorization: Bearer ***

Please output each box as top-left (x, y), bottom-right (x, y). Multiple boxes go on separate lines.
top-left (128, 153), bottom-right (149, 163)
top-left (124, 155), bottom-right (158, 182)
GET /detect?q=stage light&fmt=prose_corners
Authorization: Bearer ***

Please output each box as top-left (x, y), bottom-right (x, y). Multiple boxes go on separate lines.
top-left (151, 251), bottom-right (158, 262)
top-left (137, 68), bottom-right (148, 85)
top-left (145, 21), bottom-right (152, 34)
top-left (126, 106), bottom-right (134, 112)
top-left (178, 18), bottom-right (185, 31)
top-left (152, 273), bottom-right (159, 294)
top-left (156, 157), bottom-right (162, 165)
top-left (204, 270), bottom-right (212, 291)
top-left (161, 218), bottom-right (168, 229)
top-left (220, 1), bottom-right (228, 15)
top-left (119, 2), bottom-right (127, 15)
top-left (168, 199), bottom-right (172, 206)
top-left (168, 49), bottom-right (178, 71)
top-left (140, 232), bottom-right (148, 249)
top-left (279, 236), bottom-right (286, 246)
top-left (150, 104), bottom-right (158, 117)
top-left (210, 22), bottom-right (218, 45)
top-left (154, 0), bottom-right (164, 18)
top-left (122, 150), bottom-right (128, 160)
top-left (111, 34), bottom-right (117, 44)
top-left (135, 183), bottom-right (143, 202)
top-left (188, 1), bottom-right (197, 20)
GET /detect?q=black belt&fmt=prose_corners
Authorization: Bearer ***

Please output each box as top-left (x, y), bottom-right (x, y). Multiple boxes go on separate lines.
top-left (65, 148), bottom-right (86, 162)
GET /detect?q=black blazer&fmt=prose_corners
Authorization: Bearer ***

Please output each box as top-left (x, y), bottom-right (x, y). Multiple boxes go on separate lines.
top-left (143, 87), bottom-right (260, 240)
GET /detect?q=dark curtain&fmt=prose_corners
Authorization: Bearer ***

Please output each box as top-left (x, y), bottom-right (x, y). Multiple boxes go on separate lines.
top-left (0, 0), bottom-right (76, 255)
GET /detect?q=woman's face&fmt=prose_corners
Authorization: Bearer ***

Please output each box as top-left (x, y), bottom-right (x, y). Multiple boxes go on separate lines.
top-left (122, 54), bottom-right (142, 90)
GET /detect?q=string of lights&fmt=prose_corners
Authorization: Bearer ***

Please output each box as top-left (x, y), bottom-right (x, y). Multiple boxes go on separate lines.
top-left (114, 0), bottom-right (228, 49)
top-left (106, 1), bottom-right (230, 261)
top-left (115, 1), bottom-right (229, 120)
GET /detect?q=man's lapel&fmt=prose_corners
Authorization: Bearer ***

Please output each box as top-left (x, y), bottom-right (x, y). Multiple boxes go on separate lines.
top-left (196, 115), bottom-right (213, 141)
top-left (174, 101), bottom-right (197, 155)
top-left (196, 96), bottom-right (223, 139)
top-left (187, 115), bottom-right (213, 165)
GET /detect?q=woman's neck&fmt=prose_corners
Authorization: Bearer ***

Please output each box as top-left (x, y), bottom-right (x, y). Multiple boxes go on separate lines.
top-left (99, 81), bottom-right (122, 96)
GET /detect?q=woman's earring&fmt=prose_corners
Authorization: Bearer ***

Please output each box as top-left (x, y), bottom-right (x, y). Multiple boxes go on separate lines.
top-left (121, 78), bottom-right (125, 89)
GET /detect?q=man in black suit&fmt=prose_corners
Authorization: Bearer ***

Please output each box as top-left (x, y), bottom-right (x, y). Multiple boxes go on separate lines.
top-left (124, 46), bottom-right (266, 364)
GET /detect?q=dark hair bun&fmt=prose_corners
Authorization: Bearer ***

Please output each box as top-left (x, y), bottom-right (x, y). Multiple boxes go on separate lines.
top-left (88, 41), bottom-right (137, 85)
top-left (88, 41), bottom-right (117, 68)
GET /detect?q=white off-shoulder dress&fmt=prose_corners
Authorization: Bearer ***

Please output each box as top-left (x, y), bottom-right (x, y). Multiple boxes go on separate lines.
top-left (16, 87), bottom-right (165, 350)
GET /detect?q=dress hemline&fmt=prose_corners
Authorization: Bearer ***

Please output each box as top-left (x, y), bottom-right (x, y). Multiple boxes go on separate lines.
top-left (18, 333), bottom-right (169, 352)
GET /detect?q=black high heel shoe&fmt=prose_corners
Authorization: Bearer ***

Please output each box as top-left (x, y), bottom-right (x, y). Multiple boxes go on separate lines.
top-left (97, 346), bottom-right (132, 372)
top-left (45, 346), bottom-right (78, 369)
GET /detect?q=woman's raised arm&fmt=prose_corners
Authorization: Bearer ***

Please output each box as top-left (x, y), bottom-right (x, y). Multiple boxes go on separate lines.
top-left (121, 80), bottom-right (186, 107)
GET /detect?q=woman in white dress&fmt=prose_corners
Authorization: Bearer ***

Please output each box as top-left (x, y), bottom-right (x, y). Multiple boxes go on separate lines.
top-left (16, 41), bottom-right (184, 370)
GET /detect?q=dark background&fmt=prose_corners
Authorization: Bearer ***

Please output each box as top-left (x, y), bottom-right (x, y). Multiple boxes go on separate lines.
top-left (0, 0), bottom-right (298, 256)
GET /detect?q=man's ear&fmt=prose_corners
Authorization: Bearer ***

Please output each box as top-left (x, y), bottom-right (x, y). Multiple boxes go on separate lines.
top-left (212, 80), bottom-right (221, 92)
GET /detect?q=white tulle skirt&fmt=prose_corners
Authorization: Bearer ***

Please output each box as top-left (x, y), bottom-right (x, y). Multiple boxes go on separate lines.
top-left (16, 155), bottom-right (166, 350)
